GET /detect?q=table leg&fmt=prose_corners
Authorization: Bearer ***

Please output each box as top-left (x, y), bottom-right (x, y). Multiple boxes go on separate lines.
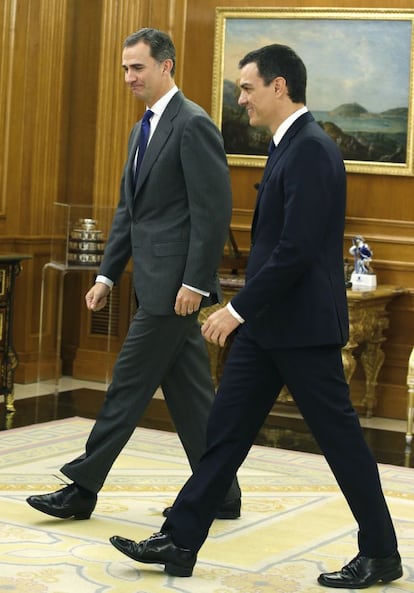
top-left (407, 385), bottom-right (414, 447)
top-left (359, 339), bottom-right (386, 417)
top-left (5, 391), bottom-right (15, 412)
top-left (341, 340), bottom-right (358, 384)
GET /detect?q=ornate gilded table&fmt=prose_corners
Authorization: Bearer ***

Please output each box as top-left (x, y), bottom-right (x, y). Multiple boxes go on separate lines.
top-left (342, 285), bottom-right (405, 416)
top-left (0, 253), bottom-right (32, 412)
top-left (200, 279), bottom-right (405, 418)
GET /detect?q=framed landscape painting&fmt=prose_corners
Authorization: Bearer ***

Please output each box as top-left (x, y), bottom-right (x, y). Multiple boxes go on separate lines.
top-left (212, 7), bottom-right (414, 175)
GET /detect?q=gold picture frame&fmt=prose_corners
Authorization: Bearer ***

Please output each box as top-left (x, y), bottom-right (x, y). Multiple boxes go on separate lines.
top-left (212, 7), bottom-right (414, 176)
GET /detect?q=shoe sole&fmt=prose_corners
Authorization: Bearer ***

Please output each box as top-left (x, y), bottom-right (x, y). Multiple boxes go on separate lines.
top-left (381, 566), bottom-right (403, 584)
top-left (216, 510), bottom-right (241, 519)
top-left (164, 563), bottom-right (193, 577)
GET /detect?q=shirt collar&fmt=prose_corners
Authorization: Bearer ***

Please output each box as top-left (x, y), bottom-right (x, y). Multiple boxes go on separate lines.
top-left (147, 85), bottom-right (179, 119)
top-left (273, 106), bottom-right (308, 147)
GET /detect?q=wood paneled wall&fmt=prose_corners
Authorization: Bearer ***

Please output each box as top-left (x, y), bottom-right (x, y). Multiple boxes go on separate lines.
top-left (1, 0), bottom-right (413, 420)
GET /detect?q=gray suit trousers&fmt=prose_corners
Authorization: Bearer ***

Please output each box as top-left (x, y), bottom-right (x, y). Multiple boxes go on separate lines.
top-left (60, 307), bottom-right (241, 501)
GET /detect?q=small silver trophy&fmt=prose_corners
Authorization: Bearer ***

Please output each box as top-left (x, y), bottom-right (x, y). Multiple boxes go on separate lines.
top-left (68, 218), bottom-right (106, 266)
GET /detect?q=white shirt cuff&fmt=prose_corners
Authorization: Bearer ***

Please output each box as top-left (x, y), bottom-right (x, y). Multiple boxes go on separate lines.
top-left (183, 283), bottom-right (209, 297)
top-left (95, 275), bottom-right (113, 290)
top-left (227, 302), bottom-right (245, 323)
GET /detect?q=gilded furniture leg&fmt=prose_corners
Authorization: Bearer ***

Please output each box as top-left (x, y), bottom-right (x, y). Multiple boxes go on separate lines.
top-left (407, 386), bottom-right (414, 447)
top-left (407, 347), bottom-right (414, 447)
top-left (3, 346), bottom-right (18, 414)
top-left (341, 340), bottom-right (358, 384)
top-left (359, 340), bottom-right (386, 417)
top-left (197, 303), bottom-right (222, 387)
top-left (5, 391), bottom-right (15, 412)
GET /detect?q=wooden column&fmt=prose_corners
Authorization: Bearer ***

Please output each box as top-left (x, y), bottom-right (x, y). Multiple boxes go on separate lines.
top-left (0, 0), bottom-right (71, 382)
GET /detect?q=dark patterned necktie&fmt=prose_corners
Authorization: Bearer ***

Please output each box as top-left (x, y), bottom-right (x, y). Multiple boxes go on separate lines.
top-left (135, 109), bottom-right (154, 181)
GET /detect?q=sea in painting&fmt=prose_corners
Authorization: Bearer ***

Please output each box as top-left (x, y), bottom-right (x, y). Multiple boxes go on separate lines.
top-left (222, 79), bottom-right (407, 163)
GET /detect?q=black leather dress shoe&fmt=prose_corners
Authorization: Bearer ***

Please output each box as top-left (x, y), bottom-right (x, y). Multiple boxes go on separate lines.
top-left (318, 551), bottom-right (403, 588)
top-left (110, 532), bottom-right (196, 577)
top-left (26, 483), bottom-right (97, 519)
top-left (162, 497), bottom-right (241, 520)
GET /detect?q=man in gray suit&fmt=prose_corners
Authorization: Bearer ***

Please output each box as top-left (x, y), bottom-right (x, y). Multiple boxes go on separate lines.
top-left (26, 27), bottom-right (241, 520)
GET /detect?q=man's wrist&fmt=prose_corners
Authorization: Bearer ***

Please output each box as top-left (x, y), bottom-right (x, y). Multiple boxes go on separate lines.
top-left (95, 275), bottom-right (113, 290)
top-left (226, 302), bottom-right (245, 323)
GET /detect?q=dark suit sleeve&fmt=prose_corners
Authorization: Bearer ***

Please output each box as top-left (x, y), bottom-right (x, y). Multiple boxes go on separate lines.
top-left (96, 127), bottom-right (138, 284)
top-left (98, 172), bottom-right (133, 284)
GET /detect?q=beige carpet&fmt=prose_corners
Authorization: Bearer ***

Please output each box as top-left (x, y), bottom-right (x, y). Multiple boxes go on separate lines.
top-left (0, 417), bottom-right (413, 593)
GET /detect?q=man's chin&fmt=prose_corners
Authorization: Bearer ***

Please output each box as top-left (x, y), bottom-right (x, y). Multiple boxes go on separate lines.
top-left (130, 88), bottom-right (144, 99)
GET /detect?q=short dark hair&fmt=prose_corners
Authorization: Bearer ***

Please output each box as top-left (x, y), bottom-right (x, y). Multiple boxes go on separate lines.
top-left (239, 44), bottom-right (306, 104)
top-left (124, 28), bottom-right (176, 77)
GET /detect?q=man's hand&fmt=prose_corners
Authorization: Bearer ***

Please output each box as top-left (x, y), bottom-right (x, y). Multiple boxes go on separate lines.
top-left (85, 282), bottom-right (111, 311)
top-left (174, 286), bottom-right (203, 316)
top-left (201, 306), bottom-right (240, 347)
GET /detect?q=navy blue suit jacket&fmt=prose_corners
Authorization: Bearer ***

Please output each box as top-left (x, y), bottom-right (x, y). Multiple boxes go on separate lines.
top-left (232, 112), bottom-right (349, 349)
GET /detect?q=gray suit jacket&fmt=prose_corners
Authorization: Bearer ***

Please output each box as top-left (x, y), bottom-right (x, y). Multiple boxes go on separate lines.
top-left (99, 91), bottom-right (232, 315)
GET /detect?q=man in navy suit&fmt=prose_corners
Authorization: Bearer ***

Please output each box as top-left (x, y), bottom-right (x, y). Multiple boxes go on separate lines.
top-left (109, 44), bottom-right (402, 588)
top-left (26, 28), bottom-right (240, 521)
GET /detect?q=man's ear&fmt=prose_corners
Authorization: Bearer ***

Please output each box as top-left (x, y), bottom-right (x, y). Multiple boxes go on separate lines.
top-left (163, 58), bottom-right (174, 74)
top-left (274, 76), bottom-right (286, 96)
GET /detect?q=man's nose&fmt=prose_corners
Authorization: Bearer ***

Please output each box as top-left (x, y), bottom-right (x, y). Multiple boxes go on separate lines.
top-left (124, 69), bottom-right (135, 83)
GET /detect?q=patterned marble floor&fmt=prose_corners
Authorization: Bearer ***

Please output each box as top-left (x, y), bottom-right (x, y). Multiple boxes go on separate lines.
top-left (1, 417), bottom-right (413, 593)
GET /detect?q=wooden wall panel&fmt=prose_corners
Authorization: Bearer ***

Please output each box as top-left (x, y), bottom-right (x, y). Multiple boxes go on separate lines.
top-left (0, 0), bottom-right (15, 217)
top-left (0, 0), bottom-right (71, 382)
top-left (1, 0), bottom-right (69, 237)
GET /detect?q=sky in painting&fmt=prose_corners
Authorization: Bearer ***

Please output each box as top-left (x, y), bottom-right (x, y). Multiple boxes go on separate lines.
top-left (223, 17), bottom-right (412, 113)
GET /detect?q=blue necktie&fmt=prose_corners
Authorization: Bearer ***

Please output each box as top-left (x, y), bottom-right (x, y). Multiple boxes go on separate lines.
top-left (135, 109), bottom-right (153, 181)
top-left (268, 139), bottom-right (275, 156)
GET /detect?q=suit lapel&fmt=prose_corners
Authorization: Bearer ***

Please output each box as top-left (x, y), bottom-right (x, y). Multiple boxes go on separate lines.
top-left (251, 112), bottom-right (315, 237)
top-left (260, 112), bottom-right (314, 186)
top-left (125, 126), bottom-right (140, 200)
top-left (134, 91), bottom-right (183, 196)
